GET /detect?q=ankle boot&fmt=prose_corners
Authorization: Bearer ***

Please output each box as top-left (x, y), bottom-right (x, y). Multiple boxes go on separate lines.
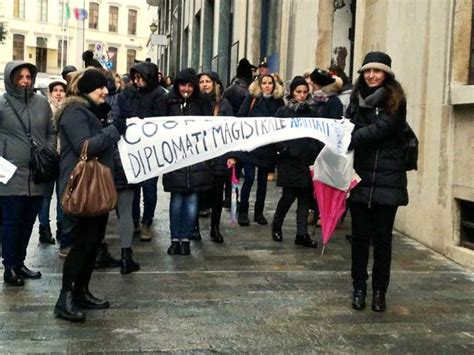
top-left (254, 202), bottom-right (268, 225)
top-left (191, 224), bottom-right (202, 241)
top-left (120, 248), bottom-right (141, 274)
top-left (295, 234), bottom-right (318, 248)
top-left (39, 224), bottom-right (55, 244)
top-left (238, 207), bottom-right (250, 226)
top-left (167, 241), bottom-right (181, 255)
top-left (352, 289), bottom-right (366, 310)
top-left (3, 268), bottom-right (24, 286)
top-left (54, 290), bottom-right (85, 322)
top-left (180, 241), bottom-right (191, 255)
top-left (210, 225), bottom-right (224, 243)
top-left (272, 227), bottom-right (283, 242)
top-left (73, 288), bottom-right (110, 309)
top-left (94, 242), bottom-right (121, 269)
top-left (372, 290), bottom-right (386, 312)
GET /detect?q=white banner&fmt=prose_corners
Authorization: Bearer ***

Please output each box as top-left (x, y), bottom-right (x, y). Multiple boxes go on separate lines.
top-left (117, 116), bottom-right (354, 184)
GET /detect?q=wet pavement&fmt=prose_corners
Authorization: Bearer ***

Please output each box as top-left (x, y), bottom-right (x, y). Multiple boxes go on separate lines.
top-left (1, 183), bottom-right (473, 353)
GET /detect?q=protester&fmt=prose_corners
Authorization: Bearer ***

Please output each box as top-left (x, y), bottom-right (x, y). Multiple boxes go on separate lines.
top-left (346, 51), bottom-right (409, 312)
top-left (237, 74), bottom-right (284, 226)
top-left (61, 65), bottom-right (77, 83)
top-left (36, 81), bottom-right (67, 246)
top-left (310, 68), bottom-right (344, 119)
top-left (124, 61), bottom-right (167, 241)
top-left (82, 50), bottom-right (102, 69)
top-left (257, 61), bottom-right (269, 78)
top-left (0, 61), bottom-right (57, 286)
top-left (272, 76), bottom-right (320, 248)
top-left (162, 68), bottom-right (213, 255)
top-left (198, 71), bottom-right (234, 243)
top-left (223, 58), bottom-right (254, 114)
top-left (53, 68), bottom-right (127, 322)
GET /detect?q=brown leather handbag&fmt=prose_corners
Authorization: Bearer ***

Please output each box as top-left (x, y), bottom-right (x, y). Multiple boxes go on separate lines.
top-left (61, 140), bottom-right (118, 217)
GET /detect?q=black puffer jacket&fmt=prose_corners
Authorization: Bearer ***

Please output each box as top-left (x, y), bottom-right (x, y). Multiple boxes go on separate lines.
top-left (347, 88), bottom-right (408, 207)
top-left (162, 68), bottom-right (214, 193)
top-left (274, 101), bottom-right (321, 187)
top-left (123, 62), bottom-right (166, 118)
top-left (312, 94), bottom-right (344, 119)
top-left (222, 77), bottom-right (251, 114)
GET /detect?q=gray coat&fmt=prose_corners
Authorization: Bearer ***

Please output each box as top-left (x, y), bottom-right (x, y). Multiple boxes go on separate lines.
top-left (55, 96), bottom-right (121, 200)
top-left (0, 61), bottom-right (56, 196)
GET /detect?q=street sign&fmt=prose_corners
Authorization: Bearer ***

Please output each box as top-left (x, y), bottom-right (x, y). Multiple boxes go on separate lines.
top-left (151, 34), bottom-right (167, 46)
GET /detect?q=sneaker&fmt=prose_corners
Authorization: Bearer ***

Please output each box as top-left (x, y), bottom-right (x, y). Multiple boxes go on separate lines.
top-left (59, 246), bottom-right (71, 258)
top-left (140, 224), bottom-right (152, 242)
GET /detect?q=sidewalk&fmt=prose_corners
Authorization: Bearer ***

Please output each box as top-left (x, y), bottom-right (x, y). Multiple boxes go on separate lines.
top-left (0, 183), bottom-right (473, 353)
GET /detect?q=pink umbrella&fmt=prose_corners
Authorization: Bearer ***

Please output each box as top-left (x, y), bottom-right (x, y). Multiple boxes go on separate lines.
top-left (313, 178), bottom-right (359, 256)
top-left (229, 165), bottom-right (239, 225)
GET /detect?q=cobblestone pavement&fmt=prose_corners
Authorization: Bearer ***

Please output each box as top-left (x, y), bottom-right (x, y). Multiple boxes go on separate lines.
top-left (1, 183), bottom-right (473, 353)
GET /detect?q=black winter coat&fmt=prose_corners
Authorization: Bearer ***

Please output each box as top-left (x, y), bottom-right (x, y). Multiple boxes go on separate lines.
top-left (209, 97), bottom-right (234, 177)
top-left (312, 94), bottom-right (344, 119)
top-left (347, 89), bottom-right (408, 207)
top-left (274, 103), bottom-right (321, 188)
top-left (123, 62), bottom-right (167, 118)
top-left (222, 77), bottom-right (251, 114)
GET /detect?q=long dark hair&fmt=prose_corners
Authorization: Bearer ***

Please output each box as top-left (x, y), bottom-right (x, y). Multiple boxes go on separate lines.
top-left (350, 72), bottom-right (406, 115)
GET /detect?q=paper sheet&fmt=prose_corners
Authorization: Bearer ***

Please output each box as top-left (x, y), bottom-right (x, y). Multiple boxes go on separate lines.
top-left (0, 157), bottom-right (17, 184)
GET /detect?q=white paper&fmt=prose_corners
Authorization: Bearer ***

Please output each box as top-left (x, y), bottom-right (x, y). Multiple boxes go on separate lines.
top-left (0, 157), bottom-right (17, 184)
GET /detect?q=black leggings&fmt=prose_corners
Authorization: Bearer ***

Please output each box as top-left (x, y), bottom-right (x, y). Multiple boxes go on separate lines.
top-left (210, 175), bottom-right (227, 227)
top-left (61, 214), bottom-right (108, 291)
top-left (272, 186), bottom-right (311, 236)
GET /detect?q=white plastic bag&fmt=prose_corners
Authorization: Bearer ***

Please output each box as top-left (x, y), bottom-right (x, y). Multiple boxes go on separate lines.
top-left (313, 146), bottom-right (356, 191)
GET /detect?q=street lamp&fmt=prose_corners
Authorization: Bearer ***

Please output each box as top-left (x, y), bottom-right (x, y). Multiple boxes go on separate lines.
top-left (149, 22), bottom-right (158, 34)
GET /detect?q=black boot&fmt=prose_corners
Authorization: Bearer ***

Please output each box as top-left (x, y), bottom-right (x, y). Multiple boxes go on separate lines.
top-left (73, 288), bottom-right (110, 309)
top-left (94, 242), bottom-right (121, 269)
top-left (54, 290), bottom-right (85, 322)
top-left (120, 248), bottom-right (140, 274)
top-left (238, 206), bottom-right (250, 226)
top-left (190, 224), bottom-right (202, 241)
top-left (272, 227), bottom-right (283, 242)
top-left (39, 224), bottom-right (55, 244)
top-left (254, 202), bottom-right (268, 225)
top-left (210, 225), bottom-right (224, 243)
top-left (3, 268), bottom-right (24, 286)
top-left (295, 234), bottom-right (318, 248)
top-left (372, 290), bottom-right (386, 312)
top-left (180, 241), bottom-right (191, 255)
top-left (167, 241), bottom-right (181, 255)
top-left (15, 264), bottom-right (42, 279)
top-left (352, 289), bottom-right (366, 310)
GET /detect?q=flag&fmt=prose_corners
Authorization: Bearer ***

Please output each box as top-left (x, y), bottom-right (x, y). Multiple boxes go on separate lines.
top-left (73, 8), bottom-right (88, 20)
top-left (65, 3), bottom-right (71, 19)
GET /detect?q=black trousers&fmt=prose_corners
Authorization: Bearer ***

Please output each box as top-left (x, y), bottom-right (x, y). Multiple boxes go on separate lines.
top-left (61, 214), bottom-right (108, 291)
top-left (272, 186), bottom-right (311, 236)
top-left (350, 203), bottom-right (398, 293)
top-left (210, 175), bottom-right (227, 227)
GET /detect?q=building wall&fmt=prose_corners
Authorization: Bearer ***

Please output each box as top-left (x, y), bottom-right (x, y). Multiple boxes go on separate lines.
top-left (0, 0), bottom-right (154, 75)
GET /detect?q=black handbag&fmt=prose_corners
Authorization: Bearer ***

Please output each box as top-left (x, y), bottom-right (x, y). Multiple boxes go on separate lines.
top-left (401, 121), bottom-right (419, 171)
top-left (4, 95), bottom-right (59, 184)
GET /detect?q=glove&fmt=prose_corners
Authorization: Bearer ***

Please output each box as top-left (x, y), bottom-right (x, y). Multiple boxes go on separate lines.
top-left (112, 118), bottom-right (127, 135)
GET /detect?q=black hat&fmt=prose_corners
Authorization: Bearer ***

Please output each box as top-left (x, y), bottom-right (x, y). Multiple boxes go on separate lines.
top-left (61, 65), bottom-right (77, 78)
top-left (77, 69), bottom-right (108, 94)
top-left (236, 58), bottom-right (253, 83)
top-left (310, 68), bottom-right (335, 86)
top-left (198, 71), bottom-right (223, 88)
top-left (289, 76), bottom-right (309, 95)
top-left (48, 80), bottom-right (67, 93)
top-left (358, 51), bottom-right (394, 77)
top-left (82, 50), bottom-right (94, 62)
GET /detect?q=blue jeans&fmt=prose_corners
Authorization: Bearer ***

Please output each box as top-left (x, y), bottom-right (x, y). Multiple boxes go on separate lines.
top-left (169, 192), bottom-right (198, 241)
top-left (133, 177), bottom-right (158, 227)
top-left (240, 163), bottom-right (268, 214)
top-left (0, 196), bottom-right (42, 269)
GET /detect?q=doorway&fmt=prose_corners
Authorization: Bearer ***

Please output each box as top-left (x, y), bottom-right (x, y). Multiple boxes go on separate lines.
top-left (36, 47), bottom-right (47, 73)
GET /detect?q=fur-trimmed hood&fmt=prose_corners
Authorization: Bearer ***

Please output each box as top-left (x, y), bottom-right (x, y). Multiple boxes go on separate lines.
top-left (53, 95), bottom-right (90, 123)
top-left (248, 80), bottom-right (284, 99)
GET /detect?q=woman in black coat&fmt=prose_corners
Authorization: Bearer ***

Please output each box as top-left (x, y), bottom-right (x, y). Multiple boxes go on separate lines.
top-left (347, 52), bottom-right (408, 313)
top-left (198, 71), bottom-right (234, 243)
top-left (162, 68), bottom-right (214, 256)
top-left (236, 74), bottom-right (284, 227)
top-left (271, 76), bottom-right (320, 248)
top-left (54, 68), bottom-right (127, 322)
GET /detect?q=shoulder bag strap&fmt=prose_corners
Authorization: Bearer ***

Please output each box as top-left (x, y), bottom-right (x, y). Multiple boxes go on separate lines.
top-left (213, 101), bottom-right (221, 117)
top-left (3, 94), bottom-right (36, 148)
top-left (249, 97), bottom-right (257, 115)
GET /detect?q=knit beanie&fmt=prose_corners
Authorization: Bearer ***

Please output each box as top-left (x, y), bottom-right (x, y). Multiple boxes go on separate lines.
top-left (77, 69), bottom-right (108, 94)
top-left (310, 68), bottom-right (335, 87)
top-left (198, 71), bottom-right (223, 88)
top-left (236, 58), bottom-right (253, 83)
top-left (289, 76), bottom-right (309, 95)
top-left (358, 51), bottom-right (394, 77)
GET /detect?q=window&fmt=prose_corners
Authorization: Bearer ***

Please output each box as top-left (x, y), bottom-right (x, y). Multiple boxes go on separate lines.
top-left (127, 49), bottom-right (136, 72)
top-left (57, 40), bottom-right (68, 68)
top-left (89, 2), bottom-right (99, 29)
top-left (13, 34), bottom-right (25, 61)
top-left (13, 0), bottom-right (25, 18)
top-left (128, 9), bottom-right (137, 35)
top-left (88, 43), bottom-right (95, 52)
top-left (109, 6), bottom-right (118, 32)
top-left (38, 0), bottom-right (48, 22)
top-left (108, 47), bottom-right (118, 71)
